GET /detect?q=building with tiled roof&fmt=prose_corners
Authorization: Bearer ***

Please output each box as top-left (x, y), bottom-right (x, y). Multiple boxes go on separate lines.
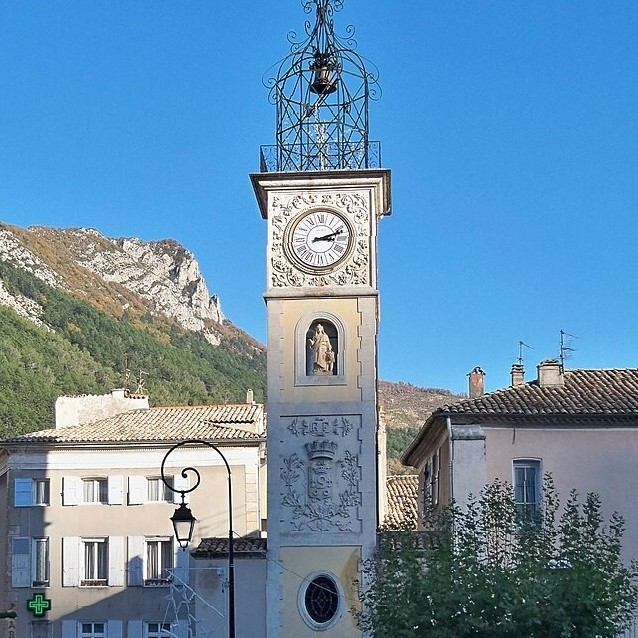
top-left (2, 403), bottom-right (265, 446)
top-left (384, 475), bottom-right (418, 530)
top-left (402, 361), bottom-right (638, 562)
top-left (0, 389), bottom-right (266, 638)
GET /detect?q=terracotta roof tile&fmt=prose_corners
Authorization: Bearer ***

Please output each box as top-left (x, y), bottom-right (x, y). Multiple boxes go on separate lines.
top-left (385, 475), bottom-right (418, 530)
top-left (1, 404), bottom-right (265, 445)
top-left (403, 369), bottom-right (638, 466)
top-left (192, 536), bottom-right (267, 557)
top-left (439, 369), bottom-right (638, 419)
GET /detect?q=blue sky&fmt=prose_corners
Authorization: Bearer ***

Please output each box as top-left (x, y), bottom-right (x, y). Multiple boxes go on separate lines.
top-left (1, 1), bottom-right (636, 394)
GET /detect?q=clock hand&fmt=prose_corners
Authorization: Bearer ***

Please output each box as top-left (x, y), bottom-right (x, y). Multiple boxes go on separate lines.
top-left (312, 228), bottom-right (343, 243)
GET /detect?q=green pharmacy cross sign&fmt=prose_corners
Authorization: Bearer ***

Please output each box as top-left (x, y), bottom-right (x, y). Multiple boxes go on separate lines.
top-left (27, 593), bottom-right (51, 617)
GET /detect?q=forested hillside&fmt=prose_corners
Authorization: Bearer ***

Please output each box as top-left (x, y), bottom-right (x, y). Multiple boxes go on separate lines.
top-left (0, 261), bottom-right (266, 437)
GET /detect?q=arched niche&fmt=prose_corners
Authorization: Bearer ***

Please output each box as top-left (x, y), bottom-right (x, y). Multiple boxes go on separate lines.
top-left (295, 311), bottom-right (346, 386)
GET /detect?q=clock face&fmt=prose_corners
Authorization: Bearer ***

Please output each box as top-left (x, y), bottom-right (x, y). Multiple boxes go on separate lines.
top-left (286, 209), bottom-right (353, 272)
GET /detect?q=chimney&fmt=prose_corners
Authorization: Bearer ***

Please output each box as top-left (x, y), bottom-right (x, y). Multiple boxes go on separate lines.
top-left (246, 388), bottom-right (255, 404)
top-left (537, 359), bottom-right (564, 387)
top-left (468, 366), bottom-right (486, 398)
top-left (511, 363), bottom-right (525, 386)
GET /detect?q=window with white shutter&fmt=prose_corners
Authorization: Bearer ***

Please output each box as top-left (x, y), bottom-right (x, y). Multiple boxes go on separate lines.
top-left (147, 477), bottom-right (173, 503)
top-left (81, 538), bottom-right (108, 586)
top-left (144, 538), bottom-right (173, 586)
top-left (83, 478), bottom-right (108, 504)
top-left (30, 620), bottom-right (52, 638)
top-left (145, 622), bottom-right (172, 638)
top-left (80, 622), bottom-right (105, 638)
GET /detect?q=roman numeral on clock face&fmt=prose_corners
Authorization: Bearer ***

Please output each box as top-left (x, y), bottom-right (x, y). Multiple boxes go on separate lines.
top-left (289, 210), bottom-right (351, 270)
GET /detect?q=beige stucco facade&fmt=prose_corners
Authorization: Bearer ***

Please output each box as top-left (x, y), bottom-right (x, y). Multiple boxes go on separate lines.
top-left (0, 398), bottom-right (266, 638)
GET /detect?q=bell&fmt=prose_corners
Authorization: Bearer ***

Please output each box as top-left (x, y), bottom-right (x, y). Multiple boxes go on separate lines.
top-left (310, 65), bottom-right (337, 95)
top-left (309, 52), bottom-right (337, 95)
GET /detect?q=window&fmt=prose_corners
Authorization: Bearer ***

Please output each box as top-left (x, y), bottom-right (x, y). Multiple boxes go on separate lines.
top-left (514, 459), bottom-right (541, 521)
top-left (147, 477), bottom-right (172, 503)
top-left (80, 623), bottom-right (105, 638)
top-left (146, 622), bottom-right (172, 638)
top-left (10, 536), bottom-right (50, 587)
top-left (30, 621), bottom-right (52, 638)
top-left (423, 449), bottom-right (441, 508)
top-left (83, 479), bottom-right (108, 504)
top-left (301, 574), bottom-right (341, 628)
top-left (14, 478), bottom-right (50, 507)
top-left (33, 538), bottom-right (49, 587)
top-left (145, 538), bottom-right (173, 585)
top-left (34, 479), bottom-right (50, 505)
top-left (82, 539), bottom-right (108, 586)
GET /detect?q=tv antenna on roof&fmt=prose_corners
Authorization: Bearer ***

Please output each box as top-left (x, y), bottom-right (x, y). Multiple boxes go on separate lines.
top-left (517, 340), bottom-right (532, 366)
top-left (559, 329), bottom-right (577, 369)
top-left (123, 353), bottom-right (131, 393)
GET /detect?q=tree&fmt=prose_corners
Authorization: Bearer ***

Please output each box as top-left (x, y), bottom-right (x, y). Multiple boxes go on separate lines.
top-left (357, 477), bottom-right (638, 637)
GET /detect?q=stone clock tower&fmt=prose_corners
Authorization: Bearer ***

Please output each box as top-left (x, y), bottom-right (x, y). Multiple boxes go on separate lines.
top-left (251, 2), bottom-right (390, 636)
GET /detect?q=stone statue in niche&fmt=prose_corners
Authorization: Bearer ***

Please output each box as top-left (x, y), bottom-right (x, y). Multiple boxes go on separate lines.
top-left (308, 323), bottom-right (335, 374)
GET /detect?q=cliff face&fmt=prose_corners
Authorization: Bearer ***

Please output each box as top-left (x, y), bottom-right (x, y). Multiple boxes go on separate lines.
top-left (0, 223), bottom-right (223, 344)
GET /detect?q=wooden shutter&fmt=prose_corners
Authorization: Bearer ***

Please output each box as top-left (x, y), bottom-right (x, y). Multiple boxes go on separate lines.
top-left (127, 536), bottom-right (144, 586)
top-left (128, 476), bottom-right (146, 505)
top-left (126, 620), bottom-right (143, 638)
top-left (174, 542), bottom-right (190, 585)
top-left (62, 537), bottom-right (79, 586)
top-left (109, 536), bottom-right (125, 587)
top-left (107, 620), bottom-right (123, 638)
top-left (61, 620), bottom-right (76, 638)
top-left (11, 537), bottom-right (30, 587)
top-left (14, 478), bottom-right (33, 507)
top-left (62, 476), bottom-right (81, 506)
top-left (108, 475), bottom-right (124, 505)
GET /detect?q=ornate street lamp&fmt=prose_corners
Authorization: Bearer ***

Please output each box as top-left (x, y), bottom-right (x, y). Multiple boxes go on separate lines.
top-left (170, 501), bottom-right (196, 549)
top-left (161, 440), bottom-right (235, 638)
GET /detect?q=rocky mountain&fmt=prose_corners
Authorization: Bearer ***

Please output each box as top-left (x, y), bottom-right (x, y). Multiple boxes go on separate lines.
top-left (0, 221), bottom-right (461, 470)
top-left (0, 223), bottom-right (223, 345)
top-left (0, 222), bottom-right (266, 437)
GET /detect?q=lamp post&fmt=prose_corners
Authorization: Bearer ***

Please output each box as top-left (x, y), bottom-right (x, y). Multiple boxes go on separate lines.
top-left (161, 440), bottom-right (235, 638)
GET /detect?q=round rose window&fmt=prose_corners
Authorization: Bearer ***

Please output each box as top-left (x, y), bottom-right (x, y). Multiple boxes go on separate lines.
top-left (304, 574), bottom-right (340, 625)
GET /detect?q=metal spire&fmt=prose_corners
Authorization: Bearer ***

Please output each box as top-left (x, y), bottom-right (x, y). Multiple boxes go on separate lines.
top-left (260, 0), bottom-right (381, 172)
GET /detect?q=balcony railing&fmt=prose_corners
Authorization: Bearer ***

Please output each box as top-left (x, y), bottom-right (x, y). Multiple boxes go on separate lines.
top-left (259, 141), bottom-right (381, 173)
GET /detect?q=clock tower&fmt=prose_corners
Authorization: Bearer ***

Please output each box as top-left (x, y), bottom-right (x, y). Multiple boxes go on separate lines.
top-left (251, 2), bottom-right (391, 636)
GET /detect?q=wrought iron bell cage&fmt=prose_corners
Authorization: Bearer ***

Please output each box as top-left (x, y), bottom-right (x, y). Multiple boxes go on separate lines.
top-left (261, 0), bottom-right (381, 173)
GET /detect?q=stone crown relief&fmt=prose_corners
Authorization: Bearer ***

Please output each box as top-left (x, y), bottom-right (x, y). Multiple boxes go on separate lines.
top-left (280, 416), bottom-right (362, 533)
top-left (270, 192), bottom-right (370, 287)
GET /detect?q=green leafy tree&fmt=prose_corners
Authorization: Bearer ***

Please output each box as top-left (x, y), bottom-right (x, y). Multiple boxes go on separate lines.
top-left (357, 477), bottom-right (638, 637)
